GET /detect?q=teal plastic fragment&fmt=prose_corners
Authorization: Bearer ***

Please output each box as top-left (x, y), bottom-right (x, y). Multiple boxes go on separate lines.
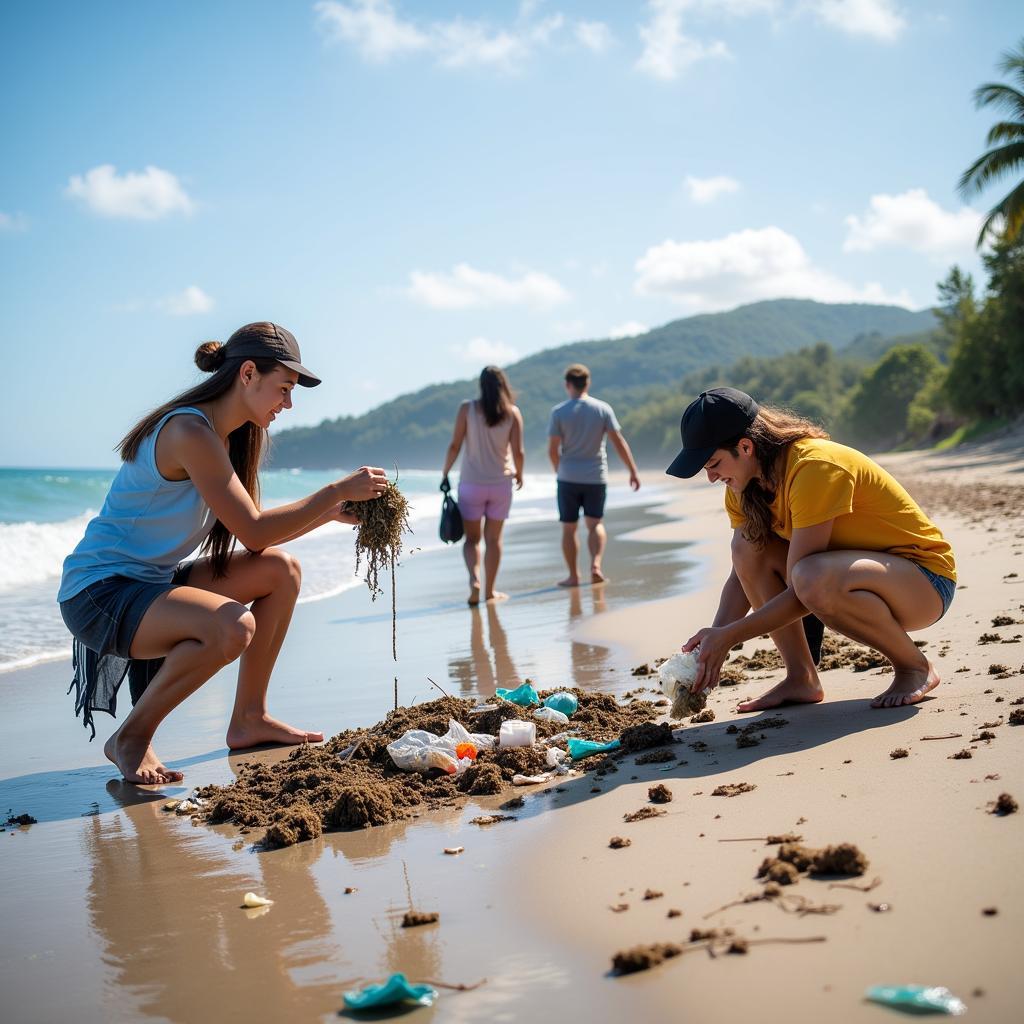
top-left (343, 973), bottom-right (438, 1010)
top-left (496, 683), bottom-right (540, 707)
top-left (865, 985), bottom-right (966, 1016)
top-left (567, 737), bottom-right (621, 759)
top-left (543, 691), bottom-right (578, 717)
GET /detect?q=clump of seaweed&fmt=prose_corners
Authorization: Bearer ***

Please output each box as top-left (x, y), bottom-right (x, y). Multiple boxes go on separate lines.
top-left (648, 784), bottom-right (673, 804)
top-left (990, 793), bottom-right (1018, 815)
top-left (401, 911), bottom-right (438, 928)
top-left (348, 480), bottom-right (412, 660)
top-left (712, 782), bottom-right (756, 797)
top-left (890, 748), bottom-right (909, 760)
top-left (624, 806), bottom-right (666, 823)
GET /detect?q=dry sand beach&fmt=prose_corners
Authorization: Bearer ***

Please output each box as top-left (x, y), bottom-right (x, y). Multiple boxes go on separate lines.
top-left (2, 437), bottom-right (1023, 1023)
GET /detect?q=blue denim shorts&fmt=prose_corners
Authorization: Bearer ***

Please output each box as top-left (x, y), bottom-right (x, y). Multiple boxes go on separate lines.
top-left (59, 563), bottom-right (193, 737)
top-left (914, 564), bottom-right (956, 620)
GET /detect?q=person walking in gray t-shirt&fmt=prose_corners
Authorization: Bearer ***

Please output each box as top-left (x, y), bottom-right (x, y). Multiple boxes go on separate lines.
top-left (547, 363), bottom-right (640, 586)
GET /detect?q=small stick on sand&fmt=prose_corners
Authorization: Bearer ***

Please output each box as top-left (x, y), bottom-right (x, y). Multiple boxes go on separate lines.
top-left (421, 978), bottom-right (488, 992)
top-left (919, 733), bottom-right (963, 741)
top-left (427, 676), bottom-right (453, 700)
top-left (828, 876), bottom-right (881, 892)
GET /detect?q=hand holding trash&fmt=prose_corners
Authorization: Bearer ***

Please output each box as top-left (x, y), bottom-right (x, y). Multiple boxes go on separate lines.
top-left (681, 625), bottom-right (732, 694)
top-left (658, 649), bottom-right (709, 719)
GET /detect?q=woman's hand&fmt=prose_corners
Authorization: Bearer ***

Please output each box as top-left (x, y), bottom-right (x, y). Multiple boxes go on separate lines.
top-left (682, 625), bottom-right (732, 694)
top-left (339, 466), bottom-right (388, 502)
top-left (514, 473), bottom-right (523, 490)
top-left (331, 504), bottom-right (359, 526)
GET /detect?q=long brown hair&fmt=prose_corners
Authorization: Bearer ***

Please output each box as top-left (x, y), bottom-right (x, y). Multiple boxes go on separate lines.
top-left (725, 405), bottom-right (829, 550)
top-left (478, 365), bottom-right (515, 426)
top-left (117, 329), bottom-right (279, 578)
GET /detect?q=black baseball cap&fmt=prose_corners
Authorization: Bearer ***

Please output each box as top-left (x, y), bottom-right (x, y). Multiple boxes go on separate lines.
top-left (224, 322), bottom-right (321, 387)
top-left (665, 387), bottom-right (759, 479)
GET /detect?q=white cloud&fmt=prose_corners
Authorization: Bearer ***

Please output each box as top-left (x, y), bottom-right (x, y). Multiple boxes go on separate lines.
top-left (452, 336), bottom-right (519, 365)
top-left (313, 0), bottom-right (429, 61)
top-left (408, 263), bottom-right (570, 310)
top-left (636, 1), bottom-right (729, 80)
top-left (158, 286), bottom-right (214, 316)
top-left (607, 321), bottom-right (649, 339)
top-left (315, 0), bottom-right (566, 70)
top-left (0, 211), bottom-right (28, 232)
top-left (808, 0), bottom-right (906, 42)
top-left (64, 164), bottom-right (194, 220)
top-left (635, 226), bottom-right (912, 311)
top-left (843, 189), bottom-right (981, 256)
top-left (685, 174), bottom-right (741, 204)
top-left (576, 20), bottom-right (613, 53)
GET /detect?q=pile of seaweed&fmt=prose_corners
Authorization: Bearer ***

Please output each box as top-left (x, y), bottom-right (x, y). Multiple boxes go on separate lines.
top-left (196, 688), bottom-right (664, 847)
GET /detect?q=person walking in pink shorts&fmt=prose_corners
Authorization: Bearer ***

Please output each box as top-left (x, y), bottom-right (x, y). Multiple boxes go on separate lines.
top-left (442, 367), bottom-right (525, 605)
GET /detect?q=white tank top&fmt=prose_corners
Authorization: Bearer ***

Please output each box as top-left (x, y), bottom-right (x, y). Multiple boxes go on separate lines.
top-left (460, 400), bottom-right (515, 486)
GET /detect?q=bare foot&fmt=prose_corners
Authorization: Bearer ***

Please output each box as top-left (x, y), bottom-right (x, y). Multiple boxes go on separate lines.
top-left (557, 576), bottom-right (580, 588)
top-left (226, 713), bottom-right (324, 750)
top-left (736, 676), bottom-right (824, 713)
top-left (468, 583), bottom-right (481, 606)
top-left (870, 661), bottom-right (939, 708)
top-left (591, 569), bottom-right (608, 584)
top-left (485, 591), bottom-right (509, 603)
top-left (104, 732), bottom-right (184, 785)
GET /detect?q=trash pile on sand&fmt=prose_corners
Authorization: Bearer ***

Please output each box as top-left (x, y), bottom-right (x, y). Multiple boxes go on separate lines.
top-left (196, 688), bottom-right (666, 847)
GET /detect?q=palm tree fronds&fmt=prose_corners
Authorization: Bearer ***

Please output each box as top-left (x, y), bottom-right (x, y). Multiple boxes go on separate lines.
top-left (996, 38), bottom-right (1024, 83)
top-left (972, 82), bottom-right (1024, 119)
top-left (958, 141), bottom-right (1024, 197)
top-left (976, 177), bottom-right (1024, 247)
top-left (986, 120), bottom-right (1024, 146)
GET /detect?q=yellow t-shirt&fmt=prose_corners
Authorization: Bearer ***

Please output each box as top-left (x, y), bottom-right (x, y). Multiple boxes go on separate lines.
top-left (724, 438), bottom-right (956, 581)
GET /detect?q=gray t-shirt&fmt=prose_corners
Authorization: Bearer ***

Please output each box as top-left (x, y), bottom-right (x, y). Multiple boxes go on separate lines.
top-left (548, 395), bottom-right (621, 484)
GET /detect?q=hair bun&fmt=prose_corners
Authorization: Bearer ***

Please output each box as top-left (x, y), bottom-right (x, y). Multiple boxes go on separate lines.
top-left (195, 340), bottom-right (226, 372)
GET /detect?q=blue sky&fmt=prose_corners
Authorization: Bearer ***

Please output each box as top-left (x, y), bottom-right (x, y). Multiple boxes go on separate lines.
top-left (0, 1), bottom-right (1014, 467)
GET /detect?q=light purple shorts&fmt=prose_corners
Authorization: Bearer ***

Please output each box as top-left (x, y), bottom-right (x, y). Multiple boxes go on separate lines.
top-left (458, 479), bottom-right (514, 521)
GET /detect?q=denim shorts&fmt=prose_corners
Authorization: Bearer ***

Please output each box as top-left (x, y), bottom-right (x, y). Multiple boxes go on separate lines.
top-left (556, 480), bottom-right (607, 523)
top-left (914, 564), bottom-right (956, 620)
top-left (59, 563), bottom-right (193, 737)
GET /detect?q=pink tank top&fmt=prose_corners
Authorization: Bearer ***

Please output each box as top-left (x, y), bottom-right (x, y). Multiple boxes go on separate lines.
top-left (460, 400), bottom-right (515, 485)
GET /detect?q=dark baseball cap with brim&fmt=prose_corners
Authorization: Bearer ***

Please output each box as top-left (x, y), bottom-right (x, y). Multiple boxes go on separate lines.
top-left (225, 323), bottom-right (321, 387)
top-left (665, 387), bottom-right (759, 479)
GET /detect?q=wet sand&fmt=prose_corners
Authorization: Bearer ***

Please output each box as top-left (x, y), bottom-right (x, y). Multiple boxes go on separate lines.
top-left (2, 438), bottom-right (1023, 1021)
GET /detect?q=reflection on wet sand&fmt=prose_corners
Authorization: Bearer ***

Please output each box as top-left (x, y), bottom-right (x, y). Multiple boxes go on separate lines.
top-left (566, 584), bottom-right (613, 690)
top-left (86, 780), bottom-right (337, 1021)
top-left (447, 603), bottom-right (522, 697)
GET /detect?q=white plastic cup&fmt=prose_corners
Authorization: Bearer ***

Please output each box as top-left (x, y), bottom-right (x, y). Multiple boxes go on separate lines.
top-left (499, 720), bottom-right (537, 748)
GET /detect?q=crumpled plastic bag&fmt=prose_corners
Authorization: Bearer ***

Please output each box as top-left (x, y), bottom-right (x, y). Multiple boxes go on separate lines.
top-left (567, 737), bottom-right (621, 760)
top-left (495, 683), bottom-right (540, 706)
top-left (534, 706), bottom-right (569, 725)
top-left (387, 718), bottom-right (495, 775)
top-left (543, 691), bottom-right (578, 717)
top-left (864, 985), bottom-right (967, 1016)
top-left (658, 650), bottom-right (708, 719)
top-left (343, 973), bottom-right (437, 1010)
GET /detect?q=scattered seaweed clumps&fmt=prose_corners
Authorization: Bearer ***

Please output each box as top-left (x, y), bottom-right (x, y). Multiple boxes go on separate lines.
top-left (990, 793), bottom-right (1018, 815)
top-left (609, 836), bottom-right (632, 849)
top-left (712, 782), bottom-right (756, 798)
top-left (758, 841), bottom-right (868, 882)
top-left (890, 748), bottom-right (909, 760)
top-left (401, 911), bottom-right (438, 928)
top-left (690, 708), bottom-right (715, 723)
top-left (1009, 708), bottom-right (1024, 725)
top-left (648, 784), bottom-right (673, 804)
top-left (624, 807), bottom-right (666, 823)
top-left (635, 748), bottom-right (675, 765)
top-left (195, 689), bottom-right (663, 846)
top-left (810, 844), bottom-right (868, 877)
top-left (612, 942), bottom-right (683, 974)
top-left (949, 749), bottom-right (974, 760)
top-left (736, 734), bottom-right (760, 749)
top-left (620, 720), bottom-right (675, 752)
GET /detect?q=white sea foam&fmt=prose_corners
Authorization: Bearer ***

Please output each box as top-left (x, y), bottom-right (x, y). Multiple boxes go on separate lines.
top-left (0, 512), bottom-right (96, 591)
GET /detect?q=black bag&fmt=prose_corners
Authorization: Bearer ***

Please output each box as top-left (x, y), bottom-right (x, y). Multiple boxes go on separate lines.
top-left (439, 476), bottom-right (464, 544)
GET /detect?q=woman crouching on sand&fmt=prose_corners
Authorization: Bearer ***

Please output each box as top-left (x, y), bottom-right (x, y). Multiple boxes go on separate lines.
top-left (58, 322), bottom-right (388, 784)
top-left (666, 388), bottom-right (956, 712)
top-left (441, 366), bottom-right (525, 605)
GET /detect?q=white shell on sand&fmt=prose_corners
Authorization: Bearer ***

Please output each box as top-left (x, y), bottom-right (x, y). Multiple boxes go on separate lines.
top-left (444, 846), bottom-right (464, 855)
top-left (243, 892), bottom-right (274, 908)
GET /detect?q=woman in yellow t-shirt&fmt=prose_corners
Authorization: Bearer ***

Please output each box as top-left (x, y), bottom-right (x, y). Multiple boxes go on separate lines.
top-left (665, 388), bottom-right (956, 711)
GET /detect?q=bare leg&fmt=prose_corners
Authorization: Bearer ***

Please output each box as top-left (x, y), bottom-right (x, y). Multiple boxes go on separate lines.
top-left (731, 534), bottom-right (823, 713)
top-left (105, 587), bottom-right (256, 784)
top-left (585, 515), bottom-right (608, 583)
top-left (184, 549), bottom-right (324, 748)
top-left (558, 521), bottom-right (580, 587)
top-left (790, 551), bottom-right (943, 709)
top-left (482, 517), bottom-right (508, 601)
top-left (462, 519), bottom-right (483, 605)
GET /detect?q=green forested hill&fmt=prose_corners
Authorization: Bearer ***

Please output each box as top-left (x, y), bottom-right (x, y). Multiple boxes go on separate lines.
top-left (270, 299), bottom-right (936, 470)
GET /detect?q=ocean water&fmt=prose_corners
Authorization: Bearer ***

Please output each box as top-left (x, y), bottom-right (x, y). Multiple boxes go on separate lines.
top-left (0, 466), bottom-right (658, 674)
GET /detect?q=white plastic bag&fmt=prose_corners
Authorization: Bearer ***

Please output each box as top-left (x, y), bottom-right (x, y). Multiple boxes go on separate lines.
top-left (387, 718), bottom-right (495, 775)
top-left (658, 649), bottom-right (708, 719)
top-left (534, 706), bottom-right (570, 726)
